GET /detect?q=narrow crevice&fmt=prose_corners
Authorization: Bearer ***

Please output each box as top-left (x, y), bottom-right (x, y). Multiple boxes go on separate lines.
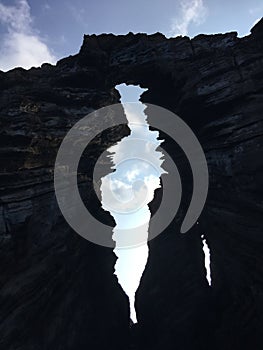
top-left (201, 233), bottom-right (212, 285)
top-left (100, 83), bottom-right (165, 322)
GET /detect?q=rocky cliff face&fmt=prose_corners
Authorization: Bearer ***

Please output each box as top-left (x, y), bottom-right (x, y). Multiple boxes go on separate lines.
top-left (0, 18), bottom-right (263, 350)
top-left (0, 56), bottom-right (130, 349)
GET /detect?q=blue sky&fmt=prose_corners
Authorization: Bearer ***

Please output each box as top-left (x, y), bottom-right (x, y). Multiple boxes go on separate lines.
top-left (0, 0), bottom-right (262, 71)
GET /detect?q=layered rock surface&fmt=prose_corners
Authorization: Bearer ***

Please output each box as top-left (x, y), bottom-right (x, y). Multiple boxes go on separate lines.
top-left (0, 60), bottom-right (130, 349)
top-left (0, 18), bottom-right (263, 350)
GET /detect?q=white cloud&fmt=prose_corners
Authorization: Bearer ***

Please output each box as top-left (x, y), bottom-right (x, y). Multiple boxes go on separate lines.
top-left (0, 0), bottom-right (56, 71)
top-left (126, 168), bottom-right (140, 182)
top-left (169, 0), bottom-right (208, 37)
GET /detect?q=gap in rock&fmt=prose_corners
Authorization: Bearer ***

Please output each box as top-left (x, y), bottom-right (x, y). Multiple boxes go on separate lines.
top-left (100, 83), bottom-right (165, 323)
top-left (201, 233), bottom-right (211, 285)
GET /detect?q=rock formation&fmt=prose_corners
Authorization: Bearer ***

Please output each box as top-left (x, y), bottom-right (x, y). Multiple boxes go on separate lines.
top-left (0, 18), bottom-right (262, 350)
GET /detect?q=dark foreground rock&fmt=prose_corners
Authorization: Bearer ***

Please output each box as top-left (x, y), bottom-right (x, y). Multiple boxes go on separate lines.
top-left (0, 18), bottom-right (263, 350)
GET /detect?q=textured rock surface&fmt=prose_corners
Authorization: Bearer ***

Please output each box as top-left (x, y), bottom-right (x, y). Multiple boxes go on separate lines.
top-left (0, 63), bottom-right (130, 349)
top-left (0, 18), bottom-right (263, 350)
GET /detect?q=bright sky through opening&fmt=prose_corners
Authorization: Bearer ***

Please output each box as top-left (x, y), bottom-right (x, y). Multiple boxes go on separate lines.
top-left (101, 84), bottom-right (165, 322)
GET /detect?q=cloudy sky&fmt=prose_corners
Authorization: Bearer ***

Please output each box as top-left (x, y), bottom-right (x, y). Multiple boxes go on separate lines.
top-left (0, 0), bottom-right (262, 71)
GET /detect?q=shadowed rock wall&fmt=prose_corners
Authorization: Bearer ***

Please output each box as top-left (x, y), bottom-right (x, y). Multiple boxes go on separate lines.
top-left (0, 18), bottom-right (263, 350)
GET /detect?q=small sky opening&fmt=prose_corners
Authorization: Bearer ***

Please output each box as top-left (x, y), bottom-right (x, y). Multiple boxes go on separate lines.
top-left (201, 233), bottom-right (211, 285)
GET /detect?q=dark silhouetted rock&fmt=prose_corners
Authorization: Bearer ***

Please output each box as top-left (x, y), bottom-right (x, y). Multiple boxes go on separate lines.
top-left (0, 18), bottom-right (263, 350)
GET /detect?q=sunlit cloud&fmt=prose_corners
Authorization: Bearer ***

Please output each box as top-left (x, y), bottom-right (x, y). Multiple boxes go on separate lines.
top-left (169, 0), bottom-right (208, 37)
top-left (0, 0), bottom-right (56, 71)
